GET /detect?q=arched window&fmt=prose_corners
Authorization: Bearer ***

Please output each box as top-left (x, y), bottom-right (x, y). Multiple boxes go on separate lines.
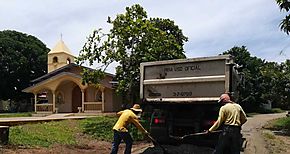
top-left (95, 91), bottom-right (102, 102)
top-left (53, 57), bottom-right (58, 63)
top-left (66, 58), bottom-right (71, 64)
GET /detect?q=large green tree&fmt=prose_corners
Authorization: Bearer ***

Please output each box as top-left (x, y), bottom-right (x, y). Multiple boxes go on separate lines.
top-left (223, 46), bottom-right (266, 111)
top-left (77, 4), bottom-right (188, 105)
top-left (276, 0), bottom-right (290, 34)
top-left (0, 30), bottom-right (49, 111)
top-left (223, 46), bottom-right (290, 111)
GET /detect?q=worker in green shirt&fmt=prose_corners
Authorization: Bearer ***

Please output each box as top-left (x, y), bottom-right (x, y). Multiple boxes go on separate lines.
top-left (207, 93), bottom-right (247, 154)
top-left (111, 104), bottom-right (149, 154)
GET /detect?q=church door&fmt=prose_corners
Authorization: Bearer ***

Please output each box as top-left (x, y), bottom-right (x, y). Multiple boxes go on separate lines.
top-left (72, 86), bottom-right (82, 113)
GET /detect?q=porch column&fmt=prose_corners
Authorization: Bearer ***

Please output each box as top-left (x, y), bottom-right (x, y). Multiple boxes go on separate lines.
top-left (52, 91), bottom-right (56, 113)
top-left (34, 93), bottom-right (37, 112)
top-left (81, 89), bottom-right (85, 112)
top-left (101, 87), bottom-right (105, 112)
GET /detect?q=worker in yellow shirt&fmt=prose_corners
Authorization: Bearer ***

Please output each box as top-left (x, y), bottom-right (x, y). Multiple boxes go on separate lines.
top-left (111, 104), bottom-right (149, 154)
top-left (207, 93), bottom-right (247, 154)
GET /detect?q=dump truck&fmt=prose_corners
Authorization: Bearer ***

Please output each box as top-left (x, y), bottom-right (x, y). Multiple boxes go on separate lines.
top-left (140, 55), bottom-right (241, 146)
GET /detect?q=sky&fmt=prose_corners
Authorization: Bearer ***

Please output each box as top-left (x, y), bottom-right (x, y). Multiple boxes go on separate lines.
top-left (0, 0), bottom-right (289, 73)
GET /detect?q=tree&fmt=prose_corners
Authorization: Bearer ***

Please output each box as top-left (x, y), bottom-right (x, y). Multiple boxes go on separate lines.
top-left (0, 30), bottom-right (49, 112)
top-left (276, 0), bottom-right (290, 34)
top-left (223, 46), bottom-right (290, 111)
top-left (278, 60), bottom-right (290, 109)
top-left (260, 62), bottom-right (283, 107)
top-left (77, 4), bottom-right (188, 105)
top-left (223, 46), bottom-right (266, 112)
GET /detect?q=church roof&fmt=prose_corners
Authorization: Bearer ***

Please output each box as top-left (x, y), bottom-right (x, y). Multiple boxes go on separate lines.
top-left (22, 63), bottom-right (115, 93)
top-left (30, 63), bottom-right (114, 84)
top-left (48, 39), bottom-right (74, 56)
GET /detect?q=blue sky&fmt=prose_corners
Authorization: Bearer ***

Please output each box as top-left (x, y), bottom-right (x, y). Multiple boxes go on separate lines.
top-left (0, 0), bottom-right (289, 73)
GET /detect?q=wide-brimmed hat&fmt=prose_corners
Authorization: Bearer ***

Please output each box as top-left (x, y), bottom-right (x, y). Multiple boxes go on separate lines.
top-left (130, 104), bottom-right (142, 112)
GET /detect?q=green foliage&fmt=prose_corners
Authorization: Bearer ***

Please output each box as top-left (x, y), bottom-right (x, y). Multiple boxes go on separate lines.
top-left (77, 4), bottom-right (187, 104)
top-left (9, 120), bottom-right (79, 147)
top-left (0, 112), bottom-right (32, 118)
top-left (257, 108), bottom-right (284, 114)
top-left (0, 30), bottom-right (49, 112)
top-left (276, 0), bottom-right (290, 34)
top-left (128, 119), bottom-right (149, 141)
top-left (223, 46), bottom-right (290, 111)
top-left (80, 116), bottom-right (117, 141)
top-left (9, 117), bottom-right (146, 148)
top-left (80, 116), bottom-right (149, 141)
top-left (269, 108), bottom-right (285, 113)
top-left (223, 46), bottom-right (265, 111)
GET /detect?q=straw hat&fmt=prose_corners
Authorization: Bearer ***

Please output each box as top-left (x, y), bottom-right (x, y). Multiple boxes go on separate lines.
top-left (130, 104), bottom-right (142, 112)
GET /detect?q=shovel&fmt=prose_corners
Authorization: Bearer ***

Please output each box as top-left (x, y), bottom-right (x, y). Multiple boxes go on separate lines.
top-left (146, 134), bottom-right (170, 154)
top-left (169, 130), bottom-right (222, 140)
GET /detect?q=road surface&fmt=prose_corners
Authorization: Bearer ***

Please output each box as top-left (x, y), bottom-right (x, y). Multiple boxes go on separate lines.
top-left (242, 112), bottom-right (286, 154)
top-left (133, 112), bottom-right (287, 154)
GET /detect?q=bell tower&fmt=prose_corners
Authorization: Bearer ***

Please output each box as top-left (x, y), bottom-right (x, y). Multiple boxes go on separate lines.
top-left (47, 39), bottom-right (75, 73)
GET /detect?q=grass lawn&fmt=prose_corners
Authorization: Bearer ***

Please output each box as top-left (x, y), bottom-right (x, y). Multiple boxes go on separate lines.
top-left (9, 119), bottom-right (81, 147)
top-left (8, 115), bottom-right (148, 148)
top-left (265, 116), bottom-right (290, 131)
top-left (263, 116), bottom-right (290, 153)
top-left (247, 108), bottom-right (285, 117)
top-left (0, 112), bottom-right (33, 118)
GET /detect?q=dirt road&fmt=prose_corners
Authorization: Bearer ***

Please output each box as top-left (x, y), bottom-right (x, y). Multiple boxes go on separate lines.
top-left (242, 112), bottom-right (286, 154)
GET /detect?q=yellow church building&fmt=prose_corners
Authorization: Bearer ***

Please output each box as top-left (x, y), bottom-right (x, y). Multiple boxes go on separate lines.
top-left (23, 40), bottom-right (122, 113)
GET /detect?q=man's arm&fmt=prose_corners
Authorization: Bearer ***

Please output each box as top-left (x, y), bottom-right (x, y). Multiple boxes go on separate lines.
top-left (116, 111), bottom-right (124, 117)
top-left (131, 116), bottom-right (148, 134)
top-left (209, 107), bottom-right (225, 132)
top-left (240, 107), bottom-right (247, 125)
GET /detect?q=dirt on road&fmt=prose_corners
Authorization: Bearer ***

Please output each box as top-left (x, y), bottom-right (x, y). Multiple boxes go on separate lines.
top-left (0, 112), bottom-right (287, 154)
top-left (242, 112), bottom-right (287, 154)
top-left (1, 140), bottom-right (153, 154)
top-left (137, 112), bottom-right (288, 154)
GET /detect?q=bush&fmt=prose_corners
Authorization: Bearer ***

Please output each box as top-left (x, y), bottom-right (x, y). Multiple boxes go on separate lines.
top-left (258, 108), bottom-right (284, 114)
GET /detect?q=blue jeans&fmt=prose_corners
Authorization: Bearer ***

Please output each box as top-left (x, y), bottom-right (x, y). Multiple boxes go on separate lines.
top-left (111, 130), bottom-right (133, 154)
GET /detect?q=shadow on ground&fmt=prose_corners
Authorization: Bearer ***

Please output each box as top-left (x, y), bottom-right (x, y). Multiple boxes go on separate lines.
top-left (141, 144), bottom-right (214, 154)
